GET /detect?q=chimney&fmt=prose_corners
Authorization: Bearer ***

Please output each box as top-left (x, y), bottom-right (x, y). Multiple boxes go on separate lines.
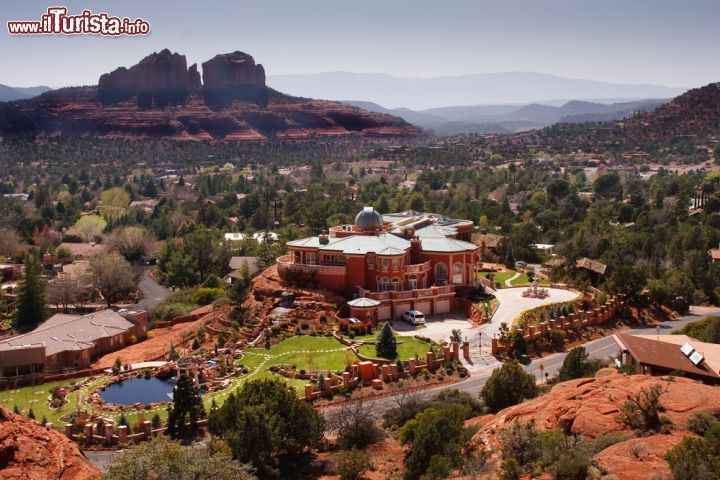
top-left (410, 235), bottom-right (421, 264)
top-left (319, 229), bottom-right (329, 245)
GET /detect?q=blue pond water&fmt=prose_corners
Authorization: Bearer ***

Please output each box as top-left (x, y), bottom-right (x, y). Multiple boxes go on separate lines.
top-left (99, 376), bottom-right (176, 405)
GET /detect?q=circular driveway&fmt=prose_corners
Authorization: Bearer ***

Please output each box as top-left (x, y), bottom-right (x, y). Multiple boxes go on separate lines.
top-left (484, 287), bottom-right (580, 337)
top-left (394, 287), bottom-right (580, 342)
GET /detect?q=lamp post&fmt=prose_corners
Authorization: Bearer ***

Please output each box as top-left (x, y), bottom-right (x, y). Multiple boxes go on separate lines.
top-left (478, 332), bottom-right (482, 355)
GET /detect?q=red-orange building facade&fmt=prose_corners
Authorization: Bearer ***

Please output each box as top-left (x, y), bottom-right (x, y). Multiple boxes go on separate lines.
top-left (278, 208), bottom-right (480, 320)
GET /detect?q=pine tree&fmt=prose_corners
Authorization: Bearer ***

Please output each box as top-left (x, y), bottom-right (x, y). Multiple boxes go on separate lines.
top-left (375, 322), bottom-right (397, 359)
top-left (27, 407), bottom-right (35, 419)
top-left (14, 255), bottom-right (46, 331)
top-left (167, 374), bottom-right (206, 437)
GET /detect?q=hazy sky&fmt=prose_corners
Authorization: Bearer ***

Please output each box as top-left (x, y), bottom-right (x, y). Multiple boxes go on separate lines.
top-left (2, 0), bottom-right (719, 88)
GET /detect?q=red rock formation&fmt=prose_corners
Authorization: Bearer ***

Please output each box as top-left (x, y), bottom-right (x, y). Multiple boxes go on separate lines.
top-left (594, 435), bottom-right (683, 480)
top-left (0, 49), bottom-right (417, 141)
top-left (0, 406), bottom-right (101, 479)
top-left (202, 51), bottom-right (267, 108)
top-left (475, 368), bottom-right (720, 441)
top-left (470, 368), bottom-right (720, 480)
top-left (99, 48), bottom-right (192, 108)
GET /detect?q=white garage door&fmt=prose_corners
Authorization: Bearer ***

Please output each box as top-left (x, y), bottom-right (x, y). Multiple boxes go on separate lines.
top-left (394, 302), bottom-right (411, 319)
top-left (434, 299), bottom-right (451, 314)
top-left (414, 301), bottom-right (432, 315)
top-left (378, 305), bottom-right (392, 320)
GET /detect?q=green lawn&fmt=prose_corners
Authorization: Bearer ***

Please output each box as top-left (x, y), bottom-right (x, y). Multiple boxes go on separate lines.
top-left (357, 335), bottom-right (432, 361)
top-left (240, 335), bottom-right (354, 374)
top-left (479, 270), bottom-right (551, 287)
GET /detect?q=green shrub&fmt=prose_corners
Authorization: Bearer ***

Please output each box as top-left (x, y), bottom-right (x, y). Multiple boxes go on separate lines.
top-left (191, 287), bottom-right (226, 305)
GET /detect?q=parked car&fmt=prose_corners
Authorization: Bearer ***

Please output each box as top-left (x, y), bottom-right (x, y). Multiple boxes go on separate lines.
top-left (401, 310), bottom-right (426, 325)
top-left (347, 317), bottom-right (361, 324)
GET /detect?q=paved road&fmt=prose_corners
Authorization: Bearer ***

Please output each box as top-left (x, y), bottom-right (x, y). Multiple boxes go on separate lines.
top-left (132, 268), bottom-right (169, 311)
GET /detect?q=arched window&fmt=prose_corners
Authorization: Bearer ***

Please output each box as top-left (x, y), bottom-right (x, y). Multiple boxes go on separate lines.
top-left (391, 277), bottom-right (400, 291)
top-left (453, 262), bottom-right (464, 284)
top-left (435, 263), bottom-right (448, 285)
top-left (408, 274), bottom-right (417, 290)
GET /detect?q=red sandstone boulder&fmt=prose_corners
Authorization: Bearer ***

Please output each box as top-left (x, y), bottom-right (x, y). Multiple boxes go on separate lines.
top-left (0, 406), bottom-right (101, 479)
top-left (470, 368), bottom-right (720, 479)
top-left (475, 368), bottom-right (720, 443)
top-left (593, 434), bottom-right (683, 480)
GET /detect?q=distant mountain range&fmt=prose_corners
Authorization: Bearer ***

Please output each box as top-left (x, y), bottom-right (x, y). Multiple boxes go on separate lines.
top-left (0, 84), bottom-right (51, 102)
top-left (266, 71), bottom-right (687, 110)
top-left (344, 98), bottom-right (669, 134)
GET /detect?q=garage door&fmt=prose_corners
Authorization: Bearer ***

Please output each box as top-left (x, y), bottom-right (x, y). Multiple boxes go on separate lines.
top-left (394, 302), bottom-right (411, 319)
top-left (414, 301), bottom-right (432, 315)
top-left (434, 299), bottom-right (451, 314)
top-left (378, 305), bottom-right (392, 320)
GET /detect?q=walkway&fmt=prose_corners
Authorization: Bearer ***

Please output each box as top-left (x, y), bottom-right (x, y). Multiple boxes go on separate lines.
top-left (504, 271), bottom-right (521, 287)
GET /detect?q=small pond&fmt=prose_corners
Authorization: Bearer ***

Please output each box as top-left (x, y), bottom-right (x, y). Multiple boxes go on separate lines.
top-left (99, 376), bottom-right (176, 405)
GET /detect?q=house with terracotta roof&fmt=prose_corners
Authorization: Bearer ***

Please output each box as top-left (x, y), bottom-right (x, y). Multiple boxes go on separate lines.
top-left (0, 309), bottom-right (147, 380)
top-left (277, 207), bottom-right (480, 321)
top-left (709, 247), bottom-right (720, 263)
top-left (613, 333), bottom-right (720, 385)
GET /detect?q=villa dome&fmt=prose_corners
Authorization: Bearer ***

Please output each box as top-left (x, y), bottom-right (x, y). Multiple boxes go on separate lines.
top-left (354, 206), bottom-right (384, 229)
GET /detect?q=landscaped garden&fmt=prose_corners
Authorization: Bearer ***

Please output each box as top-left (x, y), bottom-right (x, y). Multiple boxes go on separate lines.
top-left (0, 324), bottom-right (438, 432)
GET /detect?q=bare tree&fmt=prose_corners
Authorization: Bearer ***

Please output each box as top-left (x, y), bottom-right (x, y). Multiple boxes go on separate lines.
top-left (107, 226), bottom-right (155, 263)
top-left (88, 253), bottom-right (138, 307)
top-left (46, 276), bottom-right (82, 313)
top-left (326, 398), bottom-right (384, 449)
top-left (382, 386), bottom-right (425, 427)
top-left (0, 229), bottom-right (22, 259)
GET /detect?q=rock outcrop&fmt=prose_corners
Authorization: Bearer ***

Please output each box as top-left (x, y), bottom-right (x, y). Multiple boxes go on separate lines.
top-left (202, 51), bottom-right (267, 108)
top-left (0, 406), bottom-right (101, 479)
top-left (99, 49), bottom-right (196, 108)
top-left (471, 368), bottom-right (720, 480)
top-left (0, 49), bottom-right (417, 141)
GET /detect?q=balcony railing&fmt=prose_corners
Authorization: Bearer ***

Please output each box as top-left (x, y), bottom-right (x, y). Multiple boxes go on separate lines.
top-left (276, 255), bottom-right (346, 275)
top-left (404, 261), bottom-right (431, 274)
top-left (356, 284), bottom-right (456, 301)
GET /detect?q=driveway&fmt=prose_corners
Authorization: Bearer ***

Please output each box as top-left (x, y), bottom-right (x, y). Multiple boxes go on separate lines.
top-left (393, 313), bottom-right (471, 342)
top-left (486, 287), bottom-right (580, 337)
top-left (132, 268), bottom-right (170, 311)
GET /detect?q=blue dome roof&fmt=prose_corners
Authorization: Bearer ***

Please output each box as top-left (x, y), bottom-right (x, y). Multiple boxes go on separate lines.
top-left (354, 207), bottom-right (383, 229)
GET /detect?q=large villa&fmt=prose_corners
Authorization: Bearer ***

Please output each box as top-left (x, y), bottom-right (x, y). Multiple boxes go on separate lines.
top-left (277, 207), bottom-right (481, 320)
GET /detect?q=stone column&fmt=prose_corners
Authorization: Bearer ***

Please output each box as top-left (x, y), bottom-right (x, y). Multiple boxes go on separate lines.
top-left (443, 346), bottom-right (452, 363)
top-left (304, 384), bottom-right (314, 401)
top-left (462, 341), bottom-right (470, 360)
top-left (118, 425), bottom-right (128, 444)
top-left (452, 342), bottom-right (459, 361)
top-left (559, 316), bottom-right (567, 330)
top-left (408, 359), bottom-right (417, 375)
top-left (142, 420), bottom-right (151, 439)
top-left (64, 423), bottom-right (73, 439)
top-left (390, 364), bottom-right (398, 378)
top-left (84, 423), bottom-right (93, 443)
top-left (539, 322), bottom-right (548, 336)
top-left (491, 338), bottom-right (498, 355)
top-left (381, 365), bottom-right (390, 382)
top-left (104, 422), bottom-right (115, 444)
top-left (342, 371), bottom-right (350, 386)
top-left (426, 351), bottom-right (435, 370)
